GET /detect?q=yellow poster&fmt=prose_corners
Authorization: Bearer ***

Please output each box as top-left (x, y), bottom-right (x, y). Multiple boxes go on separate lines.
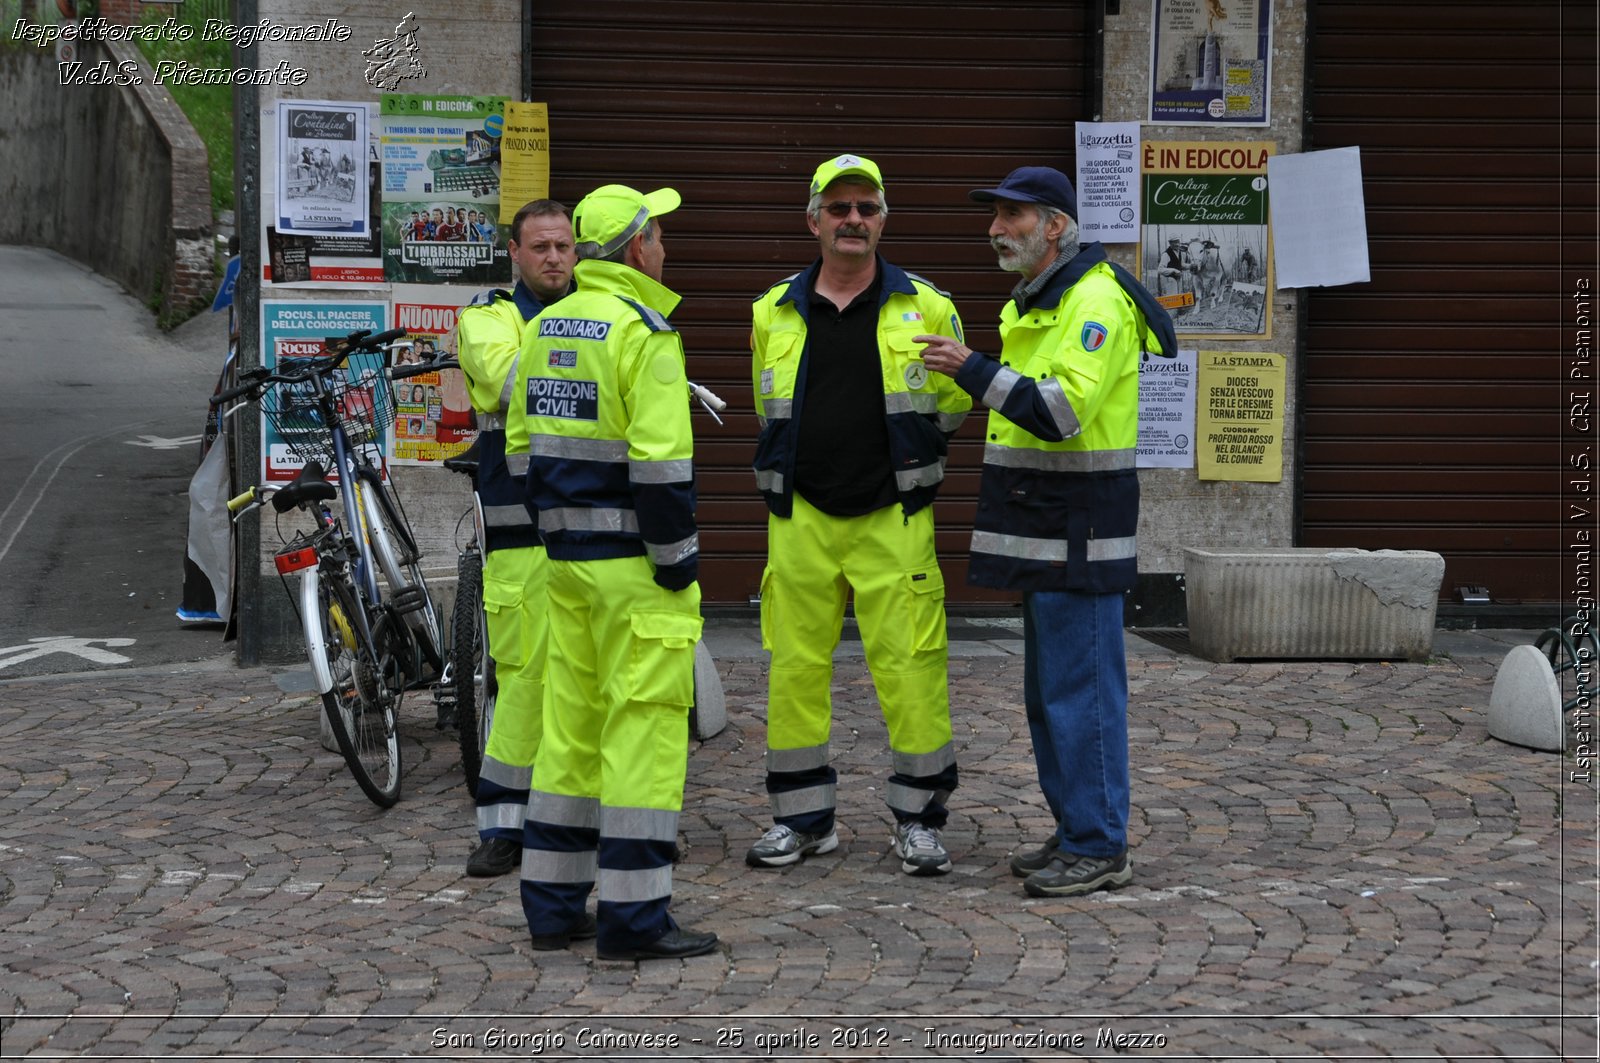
top-left (1196, 350), bottom-right (1284, 482)
top-left (499, 102), bottom-right (551, 223)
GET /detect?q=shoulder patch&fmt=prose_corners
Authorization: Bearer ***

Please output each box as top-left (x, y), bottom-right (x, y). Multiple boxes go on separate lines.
top-left (1081, 321), bottom-right (1109, 352)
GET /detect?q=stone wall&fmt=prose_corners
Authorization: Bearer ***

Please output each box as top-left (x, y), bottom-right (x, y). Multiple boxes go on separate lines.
top-left (0, 38), bottom-right (213, 323)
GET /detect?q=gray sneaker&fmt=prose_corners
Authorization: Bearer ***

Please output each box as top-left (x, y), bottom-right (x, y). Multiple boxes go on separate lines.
top-left (1008, 836), bottom-right (1059, 878)
top-left (1023, 850), bottom-right (1132, 897)
top-left (891, 821), bottom-right (953, 876)
top-left (745, 824), bottom-right (839, 868)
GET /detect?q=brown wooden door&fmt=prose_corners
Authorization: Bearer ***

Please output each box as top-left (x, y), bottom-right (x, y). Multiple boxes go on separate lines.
top-left (526, 1), bottom-right (1089, 603)
top-left (1302, 0), bottom-right (1598, 605)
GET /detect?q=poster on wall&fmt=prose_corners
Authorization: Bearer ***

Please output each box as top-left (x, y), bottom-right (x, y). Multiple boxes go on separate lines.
top-left (275, 101), bottom-right (370, 238)
top-left (1137, 348), bottom-right (1196, 469)
top-left (1195, 350), bottom-right (1285, 482)
top-left (388, 285), bottom-right (477, 466)
top-left (1140, 140), bottom-right (1273, 339)
top-left (1149, 0), bottom-right (1272, 126)
top-left (499, 102), bottom-right (553, 223)
top-left (260, 104), bottom-right (384, 287)
top-left (1074, 121), bottom-right (1141, 244)
top-left (258, 301), bottom-right (389, 485)
top-left (380, 94), bottom-right (512, 285)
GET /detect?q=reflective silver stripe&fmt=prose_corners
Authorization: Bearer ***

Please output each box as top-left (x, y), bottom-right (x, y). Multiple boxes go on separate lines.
top-left (484, 502), bottom-right (534, 528)
top-left (1037, 378), bottom-right (1082, 439)
top-left (597, 864), bottom-right (672, 904)
top-left (602, 806), bottom-right (679, 842)
top-left (541, 507), bottom-right (639, 534)
top-left (755, 468), bottom-right (785, 494)
top-left (647, 533), bottom-right (698, 566)
top-left (982, 442), bottom-right (1137, 472)
top-left (478, 801), bottom-right (527, 833)
top-left (972, 529), bottom-right (1069, 564)
top-left (936, 410), bottom-right (968, 433)
top-left (497, 355), bottom-right (521, 413)
top-left (895, 460), bottom-right (945, 493)
top-left (771, 782), bottom-right (836, 817)
top-left (530, 434), bottom-right (630, 463)
top-left (633, 303), bottom-right (671, 331)
top-left (577, 203), bottom-right (650, 259)
top-left (522, 848), bottom-right (596, 883)
top-left (767, 743), bottom-right (830, 773)
top-left (477, 412), bottom-right (507, 431)
top-left (528, 790), bottom-right (600, 829)
top-left (1087, 535), bottom-right (1138, 562)
top-left (892, 743), bottom-right (956, 778)
top-left (479, 756), bottom-right (532, 791)
top-left (505, 452), bottom-right (530, 476)
top-left (982, 365), bottom-right (1024, 410)
top-left (885, 391), bottom-right (937, 415)
top-left (886, 780), bottom-right (950, 816)
top-left (629, 458), bottom-right (693, 484)
top-left (762, 398), bottom-right (793, 419)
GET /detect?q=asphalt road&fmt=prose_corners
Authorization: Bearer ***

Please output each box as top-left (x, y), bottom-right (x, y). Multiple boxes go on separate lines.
top-left (0, 245), bottom-right (236, 679)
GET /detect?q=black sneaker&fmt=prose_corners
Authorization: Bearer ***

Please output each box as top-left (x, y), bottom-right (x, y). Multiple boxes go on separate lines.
top-left (1024, 850), bottom-right (1132, 897)
top-left (1008, 836), bottom-right (1059, 878)
top-left (466, 837), bottom-right (521, 878)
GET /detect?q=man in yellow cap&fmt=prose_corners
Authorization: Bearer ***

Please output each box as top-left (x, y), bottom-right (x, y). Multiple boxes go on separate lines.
top-left (510, 183), bottom-right (717, 961)
top-left (747, 153), bottom-right (971, 876)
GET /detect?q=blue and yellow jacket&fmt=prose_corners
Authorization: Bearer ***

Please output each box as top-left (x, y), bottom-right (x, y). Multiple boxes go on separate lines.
top-left (750, 257), bottom-right (970, 518)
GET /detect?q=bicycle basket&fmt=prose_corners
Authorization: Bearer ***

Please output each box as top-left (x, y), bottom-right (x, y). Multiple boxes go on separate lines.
top-left (262, 362), bottom-right (394, 467)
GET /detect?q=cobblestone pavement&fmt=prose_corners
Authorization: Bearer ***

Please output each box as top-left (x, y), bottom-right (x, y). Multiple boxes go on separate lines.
top-left (0, 625), bottom-right (1594, 1061)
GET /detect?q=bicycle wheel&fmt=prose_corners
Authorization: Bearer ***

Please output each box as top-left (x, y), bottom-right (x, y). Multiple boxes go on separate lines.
top-left (357, 471), bottom-right (444, 675)
top-left (452, 551), bottom-right (491, 797)
top-left (313, 568), bottom-right (404, 807)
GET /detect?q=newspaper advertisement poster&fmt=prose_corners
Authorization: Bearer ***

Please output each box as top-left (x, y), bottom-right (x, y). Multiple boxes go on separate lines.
top-left (1141, 140), bottom-right (1272, 339)
top-left (1074, 122), bottom-right (1142, 244)
top-left (261, 104), bottom-right (383, 287)
top-left (1149, 0), bottom-right (1271, 126)
top-left (1137, 348), bottom-right (1197, 469)
top-left (258, 301), bottom-right (389, 485)
top-left (275, 101), bottom-right (370, 238)
top-left (389, 285), bottom-right (477, 465)
top-left (499, 102), bottom-right (552, 224)
top-left (1195, 350), bottom-right (1285, 482)
top-left (381, 94), bottom-right (512, 285)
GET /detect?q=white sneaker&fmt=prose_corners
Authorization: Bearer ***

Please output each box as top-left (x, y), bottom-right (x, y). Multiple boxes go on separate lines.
top-left (745, 824), bottom-right (839, 868)
top-left (891, 822), bottom-right (952, 876)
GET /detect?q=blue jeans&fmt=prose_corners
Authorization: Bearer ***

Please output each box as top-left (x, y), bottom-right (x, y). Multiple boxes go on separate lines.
top-left (1022, 590), bottom-right (1130, 858)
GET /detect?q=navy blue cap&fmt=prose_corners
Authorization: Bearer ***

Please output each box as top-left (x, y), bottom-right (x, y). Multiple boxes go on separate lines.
top-left (968, 166), bottom-right (1077, 221)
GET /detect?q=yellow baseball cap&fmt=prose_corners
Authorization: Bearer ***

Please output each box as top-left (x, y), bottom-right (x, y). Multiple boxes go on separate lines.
top-left (809, 153), bottom-right (884, 197)
top-left (573, 184), bottom-right (681, 259)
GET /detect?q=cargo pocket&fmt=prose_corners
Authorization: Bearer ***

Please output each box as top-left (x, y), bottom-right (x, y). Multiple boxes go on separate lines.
top-left (482, 574), bottom-right (529, 669)
top-left (906, 566), bottom-right (948, 653)
top-left (629, 609), bottom-right (703, 707)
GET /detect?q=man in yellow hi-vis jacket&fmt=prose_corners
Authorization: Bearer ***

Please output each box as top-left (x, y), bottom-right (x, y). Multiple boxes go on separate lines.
top-left (456, 200), bottom-right (575, 879)
top-left (747, 154), bottom-right (971, 877)
top-left (509, 183), bottom-right (717, 962)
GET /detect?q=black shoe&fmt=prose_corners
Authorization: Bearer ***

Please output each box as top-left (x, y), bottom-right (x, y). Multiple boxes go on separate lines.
top-left (1024, 850), bottom-right (1132, 897)
top-left (466, 837), bottom-right (521, 878)
top-left (597, 927), bottom-right (719, 962)
top-left (529, 912), bottom-right (598, 951)
top-left (1009, 836), bottom-right (1059, 878)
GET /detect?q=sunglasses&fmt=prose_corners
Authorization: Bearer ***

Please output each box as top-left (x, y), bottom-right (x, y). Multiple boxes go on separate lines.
top-left (820, 201), bottom-right (883, 218)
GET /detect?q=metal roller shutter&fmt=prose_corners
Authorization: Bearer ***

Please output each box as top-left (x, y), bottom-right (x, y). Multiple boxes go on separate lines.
top-left (527, 1), bottom-right (1089, 604)
top-left (1303, 0), bottom-right (1597, 605)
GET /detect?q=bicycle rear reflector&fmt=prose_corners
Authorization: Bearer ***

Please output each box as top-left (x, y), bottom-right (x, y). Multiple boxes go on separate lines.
top-left (274, 545), bottom-right (319, 574)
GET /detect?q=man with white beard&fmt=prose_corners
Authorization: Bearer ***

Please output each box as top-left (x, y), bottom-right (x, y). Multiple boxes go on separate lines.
top-left (917, 166), bottom-right (1176, 898)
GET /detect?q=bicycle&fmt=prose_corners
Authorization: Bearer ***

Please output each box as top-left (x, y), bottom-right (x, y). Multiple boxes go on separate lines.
top-left (215, 327), bottom-right (444, 807)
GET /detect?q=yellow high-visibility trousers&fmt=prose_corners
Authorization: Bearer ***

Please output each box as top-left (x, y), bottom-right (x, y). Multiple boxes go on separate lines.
top-left (474, 544), bottom-right (547, 840)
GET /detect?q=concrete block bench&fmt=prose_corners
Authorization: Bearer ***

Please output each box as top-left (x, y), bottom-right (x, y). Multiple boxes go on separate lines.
top-left (1183, 547), bottom-right (1446, 662)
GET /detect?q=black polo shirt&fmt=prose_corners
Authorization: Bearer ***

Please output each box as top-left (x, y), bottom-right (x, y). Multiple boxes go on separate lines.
top-left (792, 269), bottom-right (897, 517)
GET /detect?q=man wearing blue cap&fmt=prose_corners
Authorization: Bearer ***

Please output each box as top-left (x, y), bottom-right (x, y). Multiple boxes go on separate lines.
top-left (918, 166), bottom-right (1177, 898)
top-left (510, 183), bottom-right (717, 960)
top-left (747, 153), bottom-right (971, 876)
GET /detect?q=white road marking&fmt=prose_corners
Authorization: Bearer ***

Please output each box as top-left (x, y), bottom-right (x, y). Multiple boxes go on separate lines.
top-left (0, 420), bottom-right (153, 567)
top-left (126, 434), bottom-right (203, 450)
top-left (0, 636), bottom-right (136, 671)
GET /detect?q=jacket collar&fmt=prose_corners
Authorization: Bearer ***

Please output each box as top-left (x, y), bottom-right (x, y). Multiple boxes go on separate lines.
top-left (572, 258), bottom-right (683, 318)
top-left (777, 254), bottom-right (917, 315)
top-left (1013, 242), bottom-right (1107, 315)
top-left (510, 280), bottom-right (559, 322)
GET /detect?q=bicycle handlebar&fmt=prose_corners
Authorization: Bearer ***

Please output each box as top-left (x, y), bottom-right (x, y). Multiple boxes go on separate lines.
top-left (390, 356), bottom-right (460, 381)
top-left (209, 327), bottom-right (414, 406)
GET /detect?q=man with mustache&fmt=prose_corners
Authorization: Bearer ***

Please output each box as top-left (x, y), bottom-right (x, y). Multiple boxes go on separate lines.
top-left (747, 154), bottom-right (971, 876)
top-left (918, 167), bottom-right (1176, 897)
